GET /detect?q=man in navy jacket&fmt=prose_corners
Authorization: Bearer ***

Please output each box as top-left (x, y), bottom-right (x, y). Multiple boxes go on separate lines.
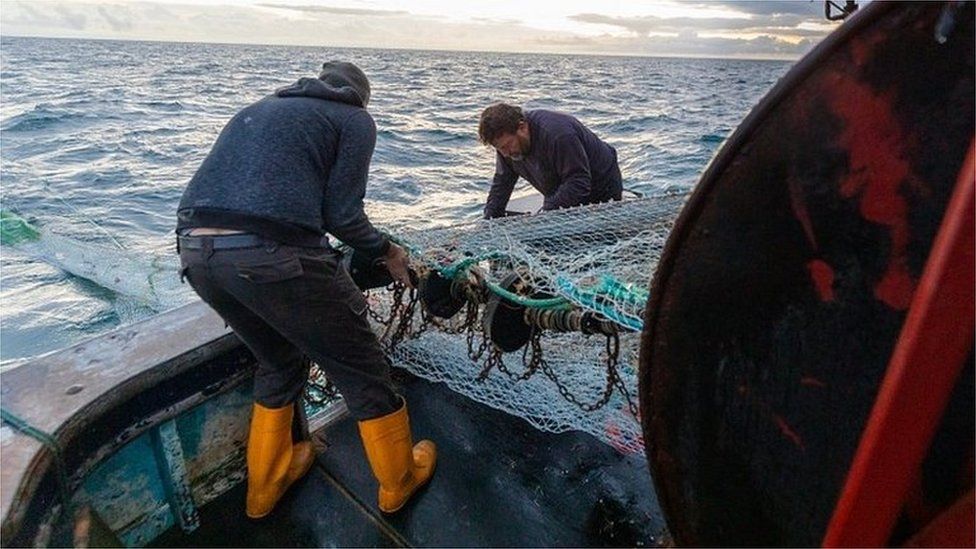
top-left (478, 103), bottom-right (623, 218)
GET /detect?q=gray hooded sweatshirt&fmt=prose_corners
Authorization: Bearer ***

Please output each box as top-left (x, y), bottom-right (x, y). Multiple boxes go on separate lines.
top-left (176, 63), bottom-right (389, 256)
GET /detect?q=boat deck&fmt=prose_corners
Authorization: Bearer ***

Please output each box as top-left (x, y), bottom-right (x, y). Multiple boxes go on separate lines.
top-left (154, 372), bottom-right (666, 547)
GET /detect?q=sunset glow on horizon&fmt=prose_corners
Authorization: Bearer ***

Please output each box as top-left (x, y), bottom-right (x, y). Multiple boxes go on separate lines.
top-left (2, 0), bottom-right (847, 59)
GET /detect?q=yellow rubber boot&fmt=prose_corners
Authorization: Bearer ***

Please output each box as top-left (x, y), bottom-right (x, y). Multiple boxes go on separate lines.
top-left (357, 401), bottom-right (437, 513)
top-left (246, 403), bottom-right (315, 519)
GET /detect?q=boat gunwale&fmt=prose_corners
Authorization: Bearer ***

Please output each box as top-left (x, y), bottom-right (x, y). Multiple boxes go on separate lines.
top-left (1, 301), bottom-right (238, 543)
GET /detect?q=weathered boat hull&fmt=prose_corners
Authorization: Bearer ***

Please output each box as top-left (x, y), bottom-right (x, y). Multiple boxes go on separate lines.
top-left (1, 303), bottom-right (247, 546)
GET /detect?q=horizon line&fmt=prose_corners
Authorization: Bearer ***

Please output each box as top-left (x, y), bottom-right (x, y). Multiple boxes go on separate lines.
top-left (0, 33), bottom-right (801, 63)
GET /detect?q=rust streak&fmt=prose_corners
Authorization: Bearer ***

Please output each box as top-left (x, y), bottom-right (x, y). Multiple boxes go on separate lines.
top-left (807, 259), bottom-right (836, 302)
top-left (735, 378), bottom-right (805, 452)
top-left (789, 175), bottom-right (819, 250)
top-left (800, 376), bottom-right (827, 388)
top-left (773, 414), bottom-right (805, 450)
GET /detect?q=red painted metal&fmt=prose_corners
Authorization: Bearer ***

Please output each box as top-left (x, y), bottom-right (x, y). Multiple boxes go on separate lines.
top-left (904, 489), bottom-right (976, 548)
top-left (822, 142), bottom-right (976, 547)
top-left (639, 4), bottom-right (974, 544)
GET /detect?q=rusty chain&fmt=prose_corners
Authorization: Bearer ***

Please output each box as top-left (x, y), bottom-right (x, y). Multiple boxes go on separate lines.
top-left (304, 359), bottom-right (341, 405)
top-left (359, 273), bottom-right (641, 417)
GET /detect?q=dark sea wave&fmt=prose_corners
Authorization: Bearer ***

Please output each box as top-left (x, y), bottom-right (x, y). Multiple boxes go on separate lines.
top-left (0, 36), bottom-right (791, 364)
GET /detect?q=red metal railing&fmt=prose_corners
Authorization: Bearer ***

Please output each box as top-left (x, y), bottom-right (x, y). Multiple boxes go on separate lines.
top-left (823, 142), bottom-right (976, 547)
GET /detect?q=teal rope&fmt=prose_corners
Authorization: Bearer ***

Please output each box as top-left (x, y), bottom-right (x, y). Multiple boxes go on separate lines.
top-left (390, 234), bottom-right (644, 313)
top-left (1, 408), bottom-right (73, 514)
top-left (597, 275), bottom-right (650, 308)
top-left (411, 247), bottom-right (573, 310)
top-left (556, 276), bottom-right (644, 331)
top-left (437, 252), bottom-right (507, 280)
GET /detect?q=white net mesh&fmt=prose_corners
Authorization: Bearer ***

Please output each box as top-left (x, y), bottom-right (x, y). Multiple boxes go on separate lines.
top-left (0, 211), bottom-right (188, 314)
top-left (4, 191), bottom-right (689, 455)
top-left (368, 191), bottom-right (689, 454)
top-left (397, 192), bottom-right (687, 330)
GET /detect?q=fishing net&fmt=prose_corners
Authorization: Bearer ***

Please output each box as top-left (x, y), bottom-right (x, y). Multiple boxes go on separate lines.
top-left (4, 190), bottom-right (689, 454)
top-left (360, 191), bottom-right (689, 454)
top-left (0, 211), bottom-right (186, 313)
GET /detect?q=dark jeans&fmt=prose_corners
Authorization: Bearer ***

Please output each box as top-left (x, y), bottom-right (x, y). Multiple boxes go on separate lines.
top-left (601, 162), bottom-right (624, 202)
top-left (178, 239), bottom-right (401, 420)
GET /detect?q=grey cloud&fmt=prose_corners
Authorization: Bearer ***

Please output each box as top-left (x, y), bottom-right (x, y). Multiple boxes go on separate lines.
top-left (3, 3), bottom-right (46, 25)
top-left (256, 4), bottom-right (407, 16)
top-left (760, 27), bottom-right (831, 38)
top-left (534, 35), bottom-right (597, 46)
top-left (471, 17), bottom-right (523, 25)
top-left (678, 1), bottom-right (823, 17)
top-left (97, 6), bottom-right (134, 31)
top-left (53, 5), bottom-right (88, 29)
top-left (569, 13), bottom-right (658, 35)
top-left (531, 31), bottom-right (817, 59)
top-left (5, 2), bottom-right (88, 30)
top-left (570, 13), bottom-right (812, 35)
top-left (0, 0), bottom-right (827, 60)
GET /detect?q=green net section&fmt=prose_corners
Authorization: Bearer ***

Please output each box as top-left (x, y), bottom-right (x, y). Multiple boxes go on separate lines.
top-left (366, 192), bottom-right (689, 454)
top-left (0, 210), bottom-right (42, 246)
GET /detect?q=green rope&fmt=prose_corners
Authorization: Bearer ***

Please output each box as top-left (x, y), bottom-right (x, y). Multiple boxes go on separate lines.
top-left (393, 240), bottom-right (570, 309)
top-left (483, 279), bottom-right (573, 310)
top-left (437, 252), bottom-right (506, 280)
top-left (1, 408), bottom-right (74, 515)
top-left (441, 255), bottom-right (572, 310)
top-left (387, 233), bottom-right (621, 312)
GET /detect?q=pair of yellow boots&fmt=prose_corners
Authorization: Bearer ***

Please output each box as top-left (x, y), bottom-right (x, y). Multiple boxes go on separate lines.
top-left (245, 400), bottom-right (436, 518)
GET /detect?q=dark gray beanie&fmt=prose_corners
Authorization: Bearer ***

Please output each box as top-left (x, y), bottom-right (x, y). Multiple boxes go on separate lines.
top-left (318, 61), bottom-right (371, 108)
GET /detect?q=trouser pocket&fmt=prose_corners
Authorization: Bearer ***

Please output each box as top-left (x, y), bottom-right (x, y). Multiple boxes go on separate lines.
top-left (235, 255), bottom-right (305, 283)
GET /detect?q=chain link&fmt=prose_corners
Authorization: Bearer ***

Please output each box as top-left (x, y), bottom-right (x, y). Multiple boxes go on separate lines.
top-left (476, 338), bottom-right (538, 382)
top-left (464, 300), bottom-right (490, 361)
top-left (361, 273), bottom-right (640, 417)
top-left (364, 281), bottom-right (432, 354)
top-left (365, 285), bottom-right (399, 326)
top-left (606, 331), bottom-right (640, 417)
top-left (537, 331), bottom-right (615, 412)
top-left (304, 359), bottom-right (341, 405)
top-left (384, 283), bottom-right (427, 352)
top-left (473, 323), bottom-right (639, 416)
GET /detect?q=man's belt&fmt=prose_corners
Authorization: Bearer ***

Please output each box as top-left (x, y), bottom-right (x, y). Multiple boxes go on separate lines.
top-left (178, 233), bottom-right (268, 250)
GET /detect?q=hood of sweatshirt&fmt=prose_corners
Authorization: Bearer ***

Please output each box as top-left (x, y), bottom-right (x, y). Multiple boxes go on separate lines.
top-left (275, 61), bottom-right (371, 108)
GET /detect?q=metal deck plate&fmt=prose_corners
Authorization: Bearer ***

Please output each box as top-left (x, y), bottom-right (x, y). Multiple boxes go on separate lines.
top-left (156, 373), bottom-right (666, 547)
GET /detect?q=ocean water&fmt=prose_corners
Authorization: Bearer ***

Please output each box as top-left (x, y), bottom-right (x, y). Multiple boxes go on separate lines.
top-left (0, 36), bottom-right (791, 367)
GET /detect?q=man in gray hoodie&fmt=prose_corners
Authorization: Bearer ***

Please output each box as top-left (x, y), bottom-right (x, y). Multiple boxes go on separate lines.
top-left (176, 62), bottom-right (436, 519)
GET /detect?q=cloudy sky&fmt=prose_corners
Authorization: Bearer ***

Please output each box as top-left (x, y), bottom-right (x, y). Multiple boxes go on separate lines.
top-left (1, 0), bottom-right (848, 59)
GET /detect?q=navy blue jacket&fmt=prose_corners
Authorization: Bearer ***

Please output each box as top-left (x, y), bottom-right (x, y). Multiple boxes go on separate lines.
top-left (484, 110), bottom-right (622, 219)
top-left (177, 72), bottom-right (388, 256)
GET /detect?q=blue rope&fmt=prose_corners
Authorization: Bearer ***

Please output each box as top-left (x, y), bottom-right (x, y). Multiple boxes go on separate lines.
top-left (1, 408), bottom-right (73, 514)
